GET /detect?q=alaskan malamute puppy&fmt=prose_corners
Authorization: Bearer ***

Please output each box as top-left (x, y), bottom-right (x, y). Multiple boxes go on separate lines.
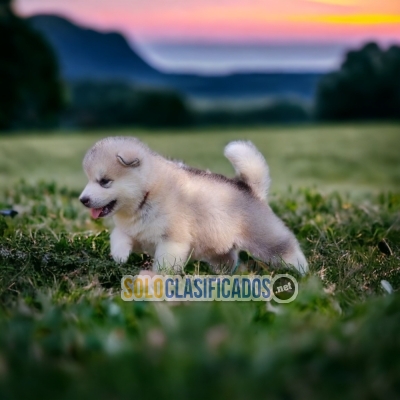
top-left (80, 137), bottom-right (308, 274)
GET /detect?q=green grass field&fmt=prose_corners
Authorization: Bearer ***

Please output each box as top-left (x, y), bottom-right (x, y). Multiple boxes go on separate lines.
top-left (1, 123), bottom-right (400, 192)
top-left (0, 124), bottom-right (400, 399)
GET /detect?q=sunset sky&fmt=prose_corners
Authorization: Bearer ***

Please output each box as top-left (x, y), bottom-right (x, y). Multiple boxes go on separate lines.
top-left (15, 0), bottom-right (400, 73)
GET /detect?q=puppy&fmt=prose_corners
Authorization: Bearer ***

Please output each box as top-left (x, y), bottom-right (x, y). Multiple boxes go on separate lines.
top-left (79, 137), bottom-right (308, 275)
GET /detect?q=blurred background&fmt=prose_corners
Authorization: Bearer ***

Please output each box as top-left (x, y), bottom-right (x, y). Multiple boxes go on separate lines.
top-left (1, 0), bottom-right (399, 130)
top-left (0, 0), bottom-right (399, 191)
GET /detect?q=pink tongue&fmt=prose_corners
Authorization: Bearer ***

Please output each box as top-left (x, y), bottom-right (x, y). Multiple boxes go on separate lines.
top-left (90, 208), bottom-right (103, 219)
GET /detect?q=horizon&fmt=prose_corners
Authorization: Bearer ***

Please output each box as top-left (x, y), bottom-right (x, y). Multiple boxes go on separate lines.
top-left (15, 0), bottom-right (400, 74)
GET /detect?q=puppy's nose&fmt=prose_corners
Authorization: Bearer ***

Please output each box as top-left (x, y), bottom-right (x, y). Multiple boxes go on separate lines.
top-left (80, 196), bottom-right (91, 207)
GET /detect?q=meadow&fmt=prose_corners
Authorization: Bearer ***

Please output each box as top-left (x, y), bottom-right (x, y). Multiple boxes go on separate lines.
top-left (1, 123), bottom-right (400, 192)
top-left (0, 124), bottom-right (399, 399)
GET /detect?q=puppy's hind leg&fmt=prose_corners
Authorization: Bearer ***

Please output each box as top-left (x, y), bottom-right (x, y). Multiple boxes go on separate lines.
top-left (248, 229), bottom-right (308, 276)
top-left (153, 241), bottom-right (191, 273)
top-left (208, 248), bottom-right (239, 274)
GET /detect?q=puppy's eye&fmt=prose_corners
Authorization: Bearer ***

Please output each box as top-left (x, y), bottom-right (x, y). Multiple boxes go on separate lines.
top-left (99, 178), bottom-right (112, 188)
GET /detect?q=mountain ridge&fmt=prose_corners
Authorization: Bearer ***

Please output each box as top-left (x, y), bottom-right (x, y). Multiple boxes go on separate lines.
top-left (28, 14), bottom-right (323, 100)
top-left (28, 14), bottom-right (164, 83)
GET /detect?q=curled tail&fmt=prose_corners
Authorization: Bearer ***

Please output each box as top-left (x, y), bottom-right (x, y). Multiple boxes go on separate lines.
top-left (224, 141), bottom-right (270, 201)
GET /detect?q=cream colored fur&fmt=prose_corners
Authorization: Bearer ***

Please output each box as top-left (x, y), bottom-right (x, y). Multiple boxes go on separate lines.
top-left (79, 137), bottom-right (308, 275)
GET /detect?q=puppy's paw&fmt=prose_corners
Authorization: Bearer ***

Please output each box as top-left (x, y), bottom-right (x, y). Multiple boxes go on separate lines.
top-left (282, 247), bottom-right (309, 276)
top-left (111, 246), bottom-right (131, 264)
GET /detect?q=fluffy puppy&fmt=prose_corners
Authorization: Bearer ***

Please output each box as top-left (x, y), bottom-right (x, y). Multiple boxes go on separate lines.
top-left (79, 137), bottom-right (308, 274)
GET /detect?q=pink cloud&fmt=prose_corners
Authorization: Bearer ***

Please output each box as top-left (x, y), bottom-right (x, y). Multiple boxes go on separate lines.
top-left (15, 0), bottom-right (400, 43)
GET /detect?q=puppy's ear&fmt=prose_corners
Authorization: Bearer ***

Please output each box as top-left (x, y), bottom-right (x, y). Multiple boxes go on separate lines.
top-left (117, 153), bottom-right (140, 167)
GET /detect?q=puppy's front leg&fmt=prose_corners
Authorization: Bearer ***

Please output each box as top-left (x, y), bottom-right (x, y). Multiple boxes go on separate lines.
top-left (153, 241), bottom-right (190, 273)
top-left (110, 228), bottom-right (132, 263)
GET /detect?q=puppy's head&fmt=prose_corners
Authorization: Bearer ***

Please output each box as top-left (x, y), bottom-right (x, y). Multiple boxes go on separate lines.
top-left (79, 137), bottom-right (150, 219)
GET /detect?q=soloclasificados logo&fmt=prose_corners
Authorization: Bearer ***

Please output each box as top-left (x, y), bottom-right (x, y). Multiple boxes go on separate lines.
top-left (121, 274), bottom-right (298, 303)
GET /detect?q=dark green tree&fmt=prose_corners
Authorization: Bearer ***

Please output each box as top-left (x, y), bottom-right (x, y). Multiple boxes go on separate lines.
top-left (0, 0), bottom-right (64, 130)
top-left (315, 42), bottom-right (400, 121)
top-left (66, 81), bottom-right (192, 128)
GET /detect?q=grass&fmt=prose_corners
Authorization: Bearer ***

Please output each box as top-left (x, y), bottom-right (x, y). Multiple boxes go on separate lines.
top-left (0, 124), bottom-right (400, 399)
top-left (0, 123), bottom-right (399, 192)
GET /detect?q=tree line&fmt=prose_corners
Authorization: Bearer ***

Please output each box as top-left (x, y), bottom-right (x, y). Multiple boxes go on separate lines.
top-left (0, 0), bottom-right (63, 130)
top-left (1, 0), bottom-right (399, 131)
top-left (316, 42), bottom-right (400, 121)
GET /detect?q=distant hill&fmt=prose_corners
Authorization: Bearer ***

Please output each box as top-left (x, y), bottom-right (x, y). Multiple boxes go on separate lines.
top-left (28, 14), bottom-right (323, 100)
top-left (28, 15), bottom-right (163, 83)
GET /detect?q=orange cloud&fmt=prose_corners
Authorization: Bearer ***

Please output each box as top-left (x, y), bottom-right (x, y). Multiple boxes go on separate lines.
top-left (291, 14), bottom-right (400, 25)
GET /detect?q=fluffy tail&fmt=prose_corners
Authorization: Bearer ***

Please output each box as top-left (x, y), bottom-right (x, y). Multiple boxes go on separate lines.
top-left (224, 141), bottom-right (270, 201)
